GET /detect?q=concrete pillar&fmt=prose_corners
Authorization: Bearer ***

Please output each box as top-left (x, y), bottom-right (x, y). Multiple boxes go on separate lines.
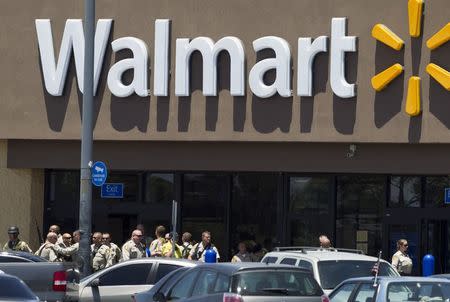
top-left (0, 140), bottom-right (45, 252)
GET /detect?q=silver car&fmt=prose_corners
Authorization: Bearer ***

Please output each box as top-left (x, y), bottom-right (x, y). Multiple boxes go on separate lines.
top-left (71, 258), bottom-right (197, 302)
top-left (134, 262), bottom-right (328, 302)
top-left (329, 276), bottom-right (450, 302)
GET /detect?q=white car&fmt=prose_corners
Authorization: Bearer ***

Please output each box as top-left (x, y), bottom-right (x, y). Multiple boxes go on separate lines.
top-left (261, 247), bottom-right (399, 295)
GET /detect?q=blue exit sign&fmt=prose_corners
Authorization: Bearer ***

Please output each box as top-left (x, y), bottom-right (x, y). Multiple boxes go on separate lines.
top-left (101, 183), bottom-right (124, 199)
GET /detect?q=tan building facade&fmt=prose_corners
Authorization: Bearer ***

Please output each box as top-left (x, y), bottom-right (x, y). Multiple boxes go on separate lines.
top-left (1, 0), bottom-right (450, 269)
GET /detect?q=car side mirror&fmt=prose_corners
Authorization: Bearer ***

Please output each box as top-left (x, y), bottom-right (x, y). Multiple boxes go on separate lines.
top-left (153, 292), bottom-right (167, 302)
top-left (90, 278), bottom-right (100, 287)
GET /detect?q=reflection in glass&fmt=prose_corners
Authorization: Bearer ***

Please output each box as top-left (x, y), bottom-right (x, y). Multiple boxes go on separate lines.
top-left (231, 174), bottom-right (278, 258)
top-left (182, 174), bottom-right (227, 259)
top-left (389, 176), bottom-right (421, 208)
top-left (336, 176), bottom-right (384, 257)
top-left (425, 176), bottom-right (450, 208)
top-left (145, 173), bottom-right (174, 203)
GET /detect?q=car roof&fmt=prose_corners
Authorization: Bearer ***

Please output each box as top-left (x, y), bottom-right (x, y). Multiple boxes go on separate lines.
top-left (265, 250), bottom-right (385, 262)
top-left (0, 251), bottom-right (47, 262)
top-left (198, 262), bottom-right (313, 275)
top-left (339, 276), bottom-right (450, 283)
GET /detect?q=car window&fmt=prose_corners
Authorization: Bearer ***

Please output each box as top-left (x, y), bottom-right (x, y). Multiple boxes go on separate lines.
top-left (168, 270), bottom-right (198, 300)
top-left (98, 263), bottom-right (152, 286)
top-left (262, 256), bottom-right (278, 264)
top-left (298, 260), bottom-right (313, 272)
top-left (0, 276), bottom-right (37, 300)
top-left (353, 283), bottom-right (376, 302)
top-left (232, 269), bottom-right (323, 296)
top-left (387, 282), bottom-right (450, 302)
top-left (330, 283), bottom-right (358, 302)
top-left (280, 258), bottom-right (297, 265)
top-left (213, 273), bottom-right (230, 293)
top-left (0, 256), bottom-right (29, 263)
top-left (192, 270), bottom-right (218, 296)
top-left (318, 261), bottom-right (397, 290)
top-left (155, 264), bottom-right (183, 283)
top-left (157, 267), bottom-right (190, 294)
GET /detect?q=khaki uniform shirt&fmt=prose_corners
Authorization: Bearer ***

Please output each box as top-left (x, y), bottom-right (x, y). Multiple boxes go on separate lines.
top-left (3, 240), bottom-right (32, 253)
top-left (231, 252), bottom-right (253, 263)
top-left (35, 243), bottom-right (59, 262)
top-left (106, 242), bottom-right (122, 266)
top-left (392, 250), bottom-right (413, 275)
top-left (121, 240), bottom-right (146, 261)
top-left (180, 242), bottom-right (193, 259)
top-left (149, 238), bottom-right (165, 257)
top-left (52, 242), bottom-right (80, 267)
top-left (189, 242), bottom-right (220, 262)
top-left (91, 244), bottom-right (110, 272)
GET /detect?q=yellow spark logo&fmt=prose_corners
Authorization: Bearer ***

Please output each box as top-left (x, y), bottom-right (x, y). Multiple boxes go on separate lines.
top-left (371, 0), bottom-right (450, 117)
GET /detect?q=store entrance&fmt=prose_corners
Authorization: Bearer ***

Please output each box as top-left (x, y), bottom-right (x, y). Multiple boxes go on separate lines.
top-left (383, 208), bottom-right (450, 275)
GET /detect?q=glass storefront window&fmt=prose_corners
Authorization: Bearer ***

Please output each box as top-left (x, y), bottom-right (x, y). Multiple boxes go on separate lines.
top-left (389, 176), bottom-right (421, 208)
top-left (289, 177), bottom-right (332, 246)
top-left (144, 173), bottom-right (174, 203)
top-left (336, 176), bottom-right (384, 256)
top-left (182, 174), bottom-right (228, 259)
top-left (425, 176), bottom-right (450, 208)
top-left (231, 173), bottom-right (278, 259)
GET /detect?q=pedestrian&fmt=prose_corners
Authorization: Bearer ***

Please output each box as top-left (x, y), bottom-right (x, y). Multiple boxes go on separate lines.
top-left (180, 232), bottom-right (194, 259)
top-left (392, 239), bottom-right (413, 276)
top-left (136, 224), bottom-right (150, 247)
top-left (251, 242), bottom-right (267, 262)
top-left (231, 242), bottom-right (253, 262)
top-left (59, 233), bottom-right (73, 262)
top-left (188, 231), bottom-right (220, 262)
top-left (35, 232), bottom-right (59, 262)
top-left (319, 235), bottom-right (332, 248)
top-left (161, 233), bottom-right (182, 258)
top-left (91, 232), bottom-right (110, 272)
top-left (48, 225), bottom-right (63, 244)
top-left (50, 230), bottom-right (81, 267)
top-left (121, 229), bottom-right (146, 261)
top-left (3, 226), bottom-right (32, 253)
top-left (102, 232), bottom-right (122, 265)
top-left (149, 225), bottom-right (166, 257)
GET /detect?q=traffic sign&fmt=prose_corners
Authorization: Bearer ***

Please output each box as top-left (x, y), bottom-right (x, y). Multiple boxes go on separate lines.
top-left (101, 183), bottom-right (123, 198)
top-left (91, 161), bottom-right (107, 187)
top-left (445, 188), bottom-right (450, 204)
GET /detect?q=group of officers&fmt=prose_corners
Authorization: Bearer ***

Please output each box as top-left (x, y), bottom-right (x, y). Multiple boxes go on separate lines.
top-left (2, 224), bottom-right (222, 273)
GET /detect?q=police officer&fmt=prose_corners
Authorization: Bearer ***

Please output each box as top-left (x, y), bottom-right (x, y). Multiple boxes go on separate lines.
top-left (180, 232), bottom-right (193, 259)
top-left (121, 229), bottom-right (146, 261)
top-left (231, 242), bottom-right (252, 262)
top-left (51, 230), bottom-right (81, 267)
top-left (149, 225), bottom-right (166, 257)
top-left (48, 225), bottom-right (62, 245)
top-left (3, 226), bottom-right (32, 253)
top-left (91, 232), bottom-right (110, 272)
top-left (35, 232), bottom-right (59, 262)
top-left (188, 231), bottom-right (220, 262)
top-left (102, 232), bottom-right (121, 265)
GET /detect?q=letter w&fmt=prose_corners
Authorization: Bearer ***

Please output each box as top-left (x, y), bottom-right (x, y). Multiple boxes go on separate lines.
top-left (35, 19), bottom-right (112, 96)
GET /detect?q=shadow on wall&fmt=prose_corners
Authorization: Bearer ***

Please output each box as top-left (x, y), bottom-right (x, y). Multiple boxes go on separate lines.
top-left (251, 49), bottom-right (292, 134)
top-left (408, 32), bottom-right (424, 143)
top-left (41, 26), bottom-right (114, 132)
top-left (110, 47), bottom-right (150, 133)
top-left (429, 40), bottom-right (450, 129)
top-left (300, 51), bottom-right (329, 133)
top-left (373, 41), bottom-right (405, 129)
top-left (333, 49), bottom-right (358, 135)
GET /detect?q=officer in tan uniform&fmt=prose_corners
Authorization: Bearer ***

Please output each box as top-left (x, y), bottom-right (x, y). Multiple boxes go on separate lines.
top-left (51, 230), bottom-right (81, 267)
top-left (121, 229), bottom-right (146, 261)
top-left (149, 225), bottom-right (166, 257)
top-left (102, 233), bottom-right (122, 265)
top-left (91, 232), bottom-right (110, 272)
top-left (35, 232), bottom-right (59, 262)
top-left (3, 226), bottom-right (32, 253)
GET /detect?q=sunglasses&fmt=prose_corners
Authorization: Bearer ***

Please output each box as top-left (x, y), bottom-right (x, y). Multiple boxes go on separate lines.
top-left (63, 237), bottom-right (72, 239)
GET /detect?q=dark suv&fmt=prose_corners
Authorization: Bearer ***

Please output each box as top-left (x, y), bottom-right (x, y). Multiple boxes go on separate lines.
top-left (134, 263), bottom-right (328, 302)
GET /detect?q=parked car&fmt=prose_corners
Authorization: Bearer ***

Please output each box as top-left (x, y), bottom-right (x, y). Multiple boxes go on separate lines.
top-left (432, 274), bottom-right (450, 280)
top-left (0, 251), bottom-right (47, 263)
top-left (0, 251), bottom-right (78, 302)
top-left (329, 276), bottom-right (450, 302)
top-left (261, 247), bottom-right (399, 294)
top-left (134, 262), bottom-right (328, 302)
top-left (70, 258), bottom-right (198, 302)
top-left (0, 272), bottom-right (39, 302)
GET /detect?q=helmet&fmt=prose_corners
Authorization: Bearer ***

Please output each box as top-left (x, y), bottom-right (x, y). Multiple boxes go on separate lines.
top-left (7, 226), bottom-right (19, 234)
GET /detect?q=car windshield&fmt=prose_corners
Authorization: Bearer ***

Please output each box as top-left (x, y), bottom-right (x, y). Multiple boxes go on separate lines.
top-left (231, 269), bottom-right (323, 296)
top-left (0, 277), bottom-right (37, 300)
top-left (318, 260), bottom-right (397, 289)
top-left (387, 282), bottom-right (450, 301)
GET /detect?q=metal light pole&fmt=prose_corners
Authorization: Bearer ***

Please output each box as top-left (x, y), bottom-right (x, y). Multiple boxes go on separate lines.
top-left (78, 0), bottom-right (95, 278)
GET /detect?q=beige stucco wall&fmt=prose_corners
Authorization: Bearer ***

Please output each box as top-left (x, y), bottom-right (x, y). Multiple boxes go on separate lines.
top-left (0, 140), bottom-right (44, 252)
